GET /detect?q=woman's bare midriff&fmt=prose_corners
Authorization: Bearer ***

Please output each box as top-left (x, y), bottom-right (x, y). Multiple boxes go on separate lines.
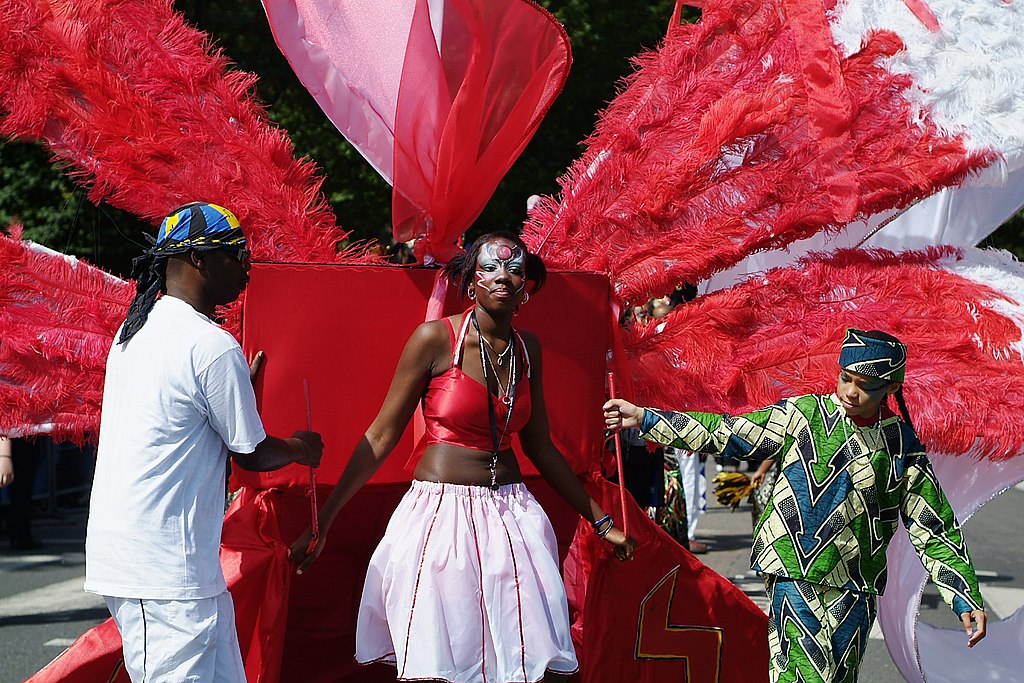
top-left (413, 443), bottom-right (524, 486)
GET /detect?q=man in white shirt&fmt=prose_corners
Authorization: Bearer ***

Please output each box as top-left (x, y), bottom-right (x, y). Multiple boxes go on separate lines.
top-left (86, 202), bottom-right (323, 682)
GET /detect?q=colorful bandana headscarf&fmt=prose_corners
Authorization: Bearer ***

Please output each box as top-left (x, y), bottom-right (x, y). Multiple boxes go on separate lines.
top-left (839, 328), bottom-right (907, 382)
top-left (119, 202), bottom-right (247, 344)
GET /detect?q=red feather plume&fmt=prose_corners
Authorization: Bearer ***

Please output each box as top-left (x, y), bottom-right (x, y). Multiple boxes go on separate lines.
top-left (0, 0), bottom-right (394, 439)
top-left (627, 246), bottom-right (1024, 459)
top-left (0, 0), bottom-right (365, 262)
top-left (523, 0), bottom-right (990, 305)
top-left (0, 228), bottom-right (133, 440)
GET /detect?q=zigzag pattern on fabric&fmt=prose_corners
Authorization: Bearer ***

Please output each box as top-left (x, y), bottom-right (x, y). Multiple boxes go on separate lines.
top-left (765, 574), bottom-right (876, 683)
top-left (640, 395), bottom-right (984, 610)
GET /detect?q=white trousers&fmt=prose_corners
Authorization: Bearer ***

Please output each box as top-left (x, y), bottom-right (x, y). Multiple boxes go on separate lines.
top-left (104, 591), bottom-right (246, 683)
top-left (674, 450), bottom-right (706, 540)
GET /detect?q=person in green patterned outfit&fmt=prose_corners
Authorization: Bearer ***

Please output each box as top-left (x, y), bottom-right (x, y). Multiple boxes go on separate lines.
top-left (603, 328), bottom-right (987, 682)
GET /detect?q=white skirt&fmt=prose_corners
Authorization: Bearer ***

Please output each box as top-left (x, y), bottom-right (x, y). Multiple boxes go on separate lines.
top-left (356, 480), bottom-right (579, 683)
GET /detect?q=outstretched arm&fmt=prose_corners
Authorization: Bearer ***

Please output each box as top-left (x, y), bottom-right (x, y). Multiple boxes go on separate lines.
top-left (604, 398), bottom-right (791, 462)
top-left (289, 321), bottom-right (443, 573)
top-left (519, 335), bottom-right (634, 560)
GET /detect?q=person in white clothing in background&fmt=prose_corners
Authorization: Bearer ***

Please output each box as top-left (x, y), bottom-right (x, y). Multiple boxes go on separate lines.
top-left (667, 447), bottom-right (708, 554)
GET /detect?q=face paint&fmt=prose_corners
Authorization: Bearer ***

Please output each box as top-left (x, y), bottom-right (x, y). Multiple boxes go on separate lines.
top-left (475, 241), bottom-right (526, 295)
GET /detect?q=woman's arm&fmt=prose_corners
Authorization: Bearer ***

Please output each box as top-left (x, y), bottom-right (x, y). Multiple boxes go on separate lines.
top-left (518, 334), bottom-right (634, 560)
top-left (289, 321), bottom-right (445, 572)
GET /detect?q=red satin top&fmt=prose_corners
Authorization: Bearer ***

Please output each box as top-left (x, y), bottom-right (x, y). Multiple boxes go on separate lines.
top-left (416, 312), bottom-right (532, 456)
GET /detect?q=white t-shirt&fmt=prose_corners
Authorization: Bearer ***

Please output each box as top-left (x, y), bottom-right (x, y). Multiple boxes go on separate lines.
top-left (85, 296), bottom-right (266, 599)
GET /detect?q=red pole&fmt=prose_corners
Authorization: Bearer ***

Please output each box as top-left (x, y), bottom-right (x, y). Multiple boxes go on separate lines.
top-left (303, 379), bottom-right (320, 554)
top-left (606, 372), bottom-right (630, 538)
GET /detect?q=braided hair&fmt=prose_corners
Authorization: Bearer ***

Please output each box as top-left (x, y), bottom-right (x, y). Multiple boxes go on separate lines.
top-left (442, 231), bottom-right (547, 299)
top-left (860, 329), bottom-right (915, 431)
top-left (119, 248), bottom-right (175, 345)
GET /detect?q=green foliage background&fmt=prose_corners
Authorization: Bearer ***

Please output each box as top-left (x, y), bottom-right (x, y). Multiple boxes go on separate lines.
top-left (1, 0), bottom-right (1021, 279)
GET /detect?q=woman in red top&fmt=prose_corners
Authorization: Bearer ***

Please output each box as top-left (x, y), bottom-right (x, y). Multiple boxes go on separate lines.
top-left (290, 232), bottom-right (634, 683)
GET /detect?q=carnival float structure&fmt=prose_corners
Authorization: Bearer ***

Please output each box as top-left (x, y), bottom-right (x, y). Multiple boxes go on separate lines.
top-left (2, 0), bottom-right (1023, 681)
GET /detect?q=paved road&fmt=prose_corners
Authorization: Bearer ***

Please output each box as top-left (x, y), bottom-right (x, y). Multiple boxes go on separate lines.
top-left (0, 506), bottom-right (106, 683)
top-left (2, 481), bottom-right (1022, 682)
top-left (695, 474), bottom-right (1024, 682)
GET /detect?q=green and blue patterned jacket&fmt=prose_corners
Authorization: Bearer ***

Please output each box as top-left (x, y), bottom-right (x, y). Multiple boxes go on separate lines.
top-left (640, 394), bottom-right (984, 615)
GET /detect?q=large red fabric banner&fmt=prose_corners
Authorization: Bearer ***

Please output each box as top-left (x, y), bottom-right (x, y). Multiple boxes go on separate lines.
top-left (233, 263), bottom-right (612, 489)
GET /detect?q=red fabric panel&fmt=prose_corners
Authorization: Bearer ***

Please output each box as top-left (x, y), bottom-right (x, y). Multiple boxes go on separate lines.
top-left (25, 620), bottom-right (129, 683)
top-left (272, 483), bottom-right (408, 682)
top-left (220, 488), bottom-right (295, 683)
top-left (391, 0), bottom-right (571, 261)
top-left (565, 476), bottom-right (769, 683)
top-left (234, 263), bottom-right (611, 490)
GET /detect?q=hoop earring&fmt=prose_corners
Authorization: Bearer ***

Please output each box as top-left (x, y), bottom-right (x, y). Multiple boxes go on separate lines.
top-left (468, 286), bottom-right (475, 299)
top-left (521, 291), bottom-right (530, 305)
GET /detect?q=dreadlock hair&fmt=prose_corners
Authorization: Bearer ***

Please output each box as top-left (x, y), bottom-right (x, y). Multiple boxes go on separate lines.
top-left (119, 253), bottom-right (170, 345)
top-left (860, 329), bottom-right (914, 431)
top-left (442, 231), bottom-right (547, 300)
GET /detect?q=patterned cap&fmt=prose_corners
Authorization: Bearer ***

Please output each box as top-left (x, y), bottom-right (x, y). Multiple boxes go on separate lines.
top-left (156, 202), bottom-right (246, 250)
top-left (839, 328), bottom-right (907, 382)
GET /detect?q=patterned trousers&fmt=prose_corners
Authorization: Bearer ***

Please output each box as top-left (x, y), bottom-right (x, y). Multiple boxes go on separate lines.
top-left (764, 575), bottom-right (877, 683)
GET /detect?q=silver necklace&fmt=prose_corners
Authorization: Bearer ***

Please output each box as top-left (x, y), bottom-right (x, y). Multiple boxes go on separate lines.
top-left (480, 332), bottom-right (514, 366)
top-left (485, 340), bottom-right (516, 405)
